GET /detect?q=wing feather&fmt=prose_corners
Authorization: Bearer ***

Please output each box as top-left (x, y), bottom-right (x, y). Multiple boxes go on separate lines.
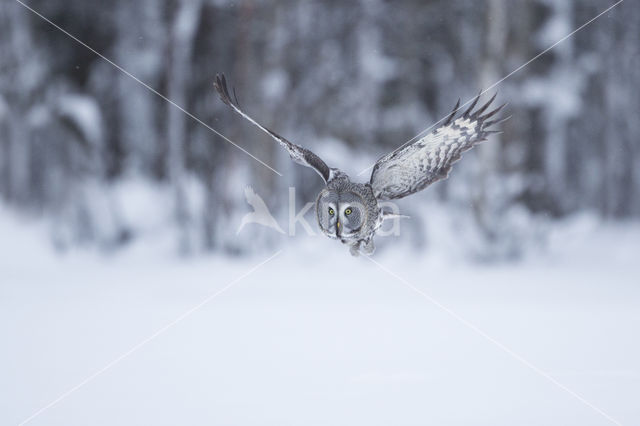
top-left (370, 94), bottom-right (507, 200)
top-left (214, 74), bottom-right (332, 183)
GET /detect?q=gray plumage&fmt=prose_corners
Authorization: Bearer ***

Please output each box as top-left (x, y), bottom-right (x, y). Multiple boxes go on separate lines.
top-left (315, 177), bottom-right (381, 256)
top-left (214, 74), bottom-right (507, 256)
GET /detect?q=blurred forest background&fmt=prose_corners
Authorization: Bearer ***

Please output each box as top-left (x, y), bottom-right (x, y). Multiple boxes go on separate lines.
top-left (0, 0), bottom-right (638, 259)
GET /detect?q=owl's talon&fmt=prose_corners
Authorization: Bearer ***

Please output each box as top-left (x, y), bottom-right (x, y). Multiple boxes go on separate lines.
top-left (361, 239), bottom-right (375, 255)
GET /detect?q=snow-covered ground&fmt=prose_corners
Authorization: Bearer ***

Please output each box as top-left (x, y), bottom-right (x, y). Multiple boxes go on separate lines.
top-left (1, 207), bottom-right (639, 426)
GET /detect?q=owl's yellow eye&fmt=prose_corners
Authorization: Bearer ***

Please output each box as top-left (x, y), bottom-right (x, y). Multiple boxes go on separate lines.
top-left (328, 208), bottom-right (334, 216)
top-left (345, 208), bottom-right (352, 215)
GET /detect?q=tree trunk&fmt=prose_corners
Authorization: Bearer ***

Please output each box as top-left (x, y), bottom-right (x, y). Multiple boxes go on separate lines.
top-left (167, 0), bottom-right (203, 254)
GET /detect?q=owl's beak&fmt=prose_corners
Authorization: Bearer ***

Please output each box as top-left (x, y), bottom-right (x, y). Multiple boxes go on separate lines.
top-left (336, 220), bottom-right (341, 237)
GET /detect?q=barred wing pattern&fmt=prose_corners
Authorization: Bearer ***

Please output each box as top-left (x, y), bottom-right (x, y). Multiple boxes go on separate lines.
top-left (370, 94), bottom-right (507, 200)
top-left (214, 74), bottom-right (332, 183)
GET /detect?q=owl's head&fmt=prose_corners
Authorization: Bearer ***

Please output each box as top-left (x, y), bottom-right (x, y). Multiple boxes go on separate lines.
top-left (316, 189), bottom-right (368, 240)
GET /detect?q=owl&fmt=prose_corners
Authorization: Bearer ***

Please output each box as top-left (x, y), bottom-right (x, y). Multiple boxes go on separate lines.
top-left (214, 74), bottom-right (507, 256)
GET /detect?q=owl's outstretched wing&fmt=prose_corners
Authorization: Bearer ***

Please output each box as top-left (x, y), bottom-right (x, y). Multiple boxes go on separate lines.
top-left (214, 73), bottom-right (332, 183)
top-left (370, 94), bottom-right (508, 200)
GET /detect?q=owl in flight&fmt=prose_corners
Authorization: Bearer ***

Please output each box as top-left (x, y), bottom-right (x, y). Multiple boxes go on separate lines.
top-left (214, 74), bottom-right (507, 256)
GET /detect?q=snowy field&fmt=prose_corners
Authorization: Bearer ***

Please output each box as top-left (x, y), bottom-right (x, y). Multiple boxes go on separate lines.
top-left (1, 208), bottom-right (639, 426)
